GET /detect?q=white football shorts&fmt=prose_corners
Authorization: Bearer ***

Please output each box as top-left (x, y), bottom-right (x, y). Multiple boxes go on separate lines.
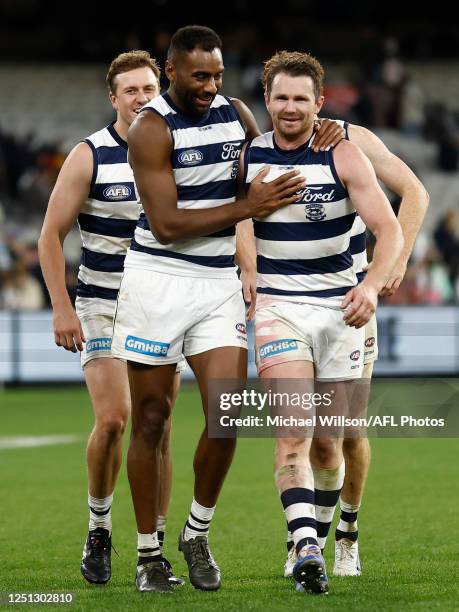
top-left (76, 296), bottom-right (187, 371)
top-left (254, 301), bottom-right (365, 380)
top-left (363, 313), bottom-right (378, 364)
top-left (111, 268), bottom-right (248, 366)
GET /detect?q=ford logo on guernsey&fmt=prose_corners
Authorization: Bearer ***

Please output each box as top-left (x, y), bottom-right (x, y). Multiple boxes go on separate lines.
top-left (103, 184), bottom-right (132, 200)
top-left (178, 149), bottom-right (203, 166)
top-left (125, 335), bottom-right (170, 357)
top-left (86, 337), bottom-right (112, 353)
top-left (259, 339), bottom-right (298, 359)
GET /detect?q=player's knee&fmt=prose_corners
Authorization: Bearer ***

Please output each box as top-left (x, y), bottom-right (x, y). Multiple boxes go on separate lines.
top-left (311, 437), bottom-right (340, 466)
top-left (132, 395), bottom-right (172, 445)
top-left (136, 410), bottom-right (169, 446)
top-left (96, 410), bottom-right (128, 441)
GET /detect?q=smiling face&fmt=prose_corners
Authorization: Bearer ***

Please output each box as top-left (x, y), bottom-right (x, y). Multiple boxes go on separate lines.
top-left (266, 72), bottom-right (324, 147)
top-left (109, 66), bottom-right (160, 127)
top-left (165, 46), bottom-right (224, 116)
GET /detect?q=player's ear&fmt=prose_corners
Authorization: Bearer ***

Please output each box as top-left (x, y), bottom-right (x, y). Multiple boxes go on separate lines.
top-left (315, 95), bottom-right (325, 114)
top-left (264, 89), bottom-right (270, 110)
top-left (109, 91), bottom-right (117, 111)
top-left (165, 59), bottom-right (175, 83)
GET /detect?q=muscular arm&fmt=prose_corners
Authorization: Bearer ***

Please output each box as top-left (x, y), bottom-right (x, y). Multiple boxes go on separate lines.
top-left (333, 140), bottom-right (404, 327)
top-left (128, 110), bottom-right (303, 244)
top-left (235, 144), bottom-right (258, 319)
top-left (231, 97), bottom-right (262, 140)
top-left (38, 142), bottom-right (91, 351)
top-left (348, 124), bottom-right (429, 294)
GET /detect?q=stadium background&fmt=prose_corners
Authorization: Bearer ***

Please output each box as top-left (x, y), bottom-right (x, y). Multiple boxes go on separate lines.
top-left (1, 2), bottom-right (458, 610)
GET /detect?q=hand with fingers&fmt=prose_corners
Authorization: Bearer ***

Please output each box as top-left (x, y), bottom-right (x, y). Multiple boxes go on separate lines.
top-left (312, 118), bottom-right (346, 152)
top-left (53, 305), bottom-right (86, 353)
top-left (363, 260), bottom-right (408, 297)
top-left (246, 167), bottom-right (306, 218)
top-left (240, 266), bottom-right (257, 321)
top-left (341, 282), bottom-right (378, 329)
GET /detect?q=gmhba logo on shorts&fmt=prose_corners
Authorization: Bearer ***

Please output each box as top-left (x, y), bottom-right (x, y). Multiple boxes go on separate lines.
top-left (178, 149), bottom-right (203, 166)
top-left (86, 337), bottom-right (112, 353)
top-left (103, 184), bottom-right (132, 200)
top-left (125, 335), bottom-right (170, 356)
top-left (259, 339), bottom-right (298, 359)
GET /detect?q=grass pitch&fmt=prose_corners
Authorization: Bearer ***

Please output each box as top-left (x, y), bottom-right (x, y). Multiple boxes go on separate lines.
top-left (0, 384), bottom-right (458, 611)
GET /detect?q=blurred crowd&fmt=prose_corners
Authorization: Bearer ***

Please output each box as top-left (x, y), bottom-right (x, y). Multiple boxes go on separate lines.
top-left (1, 28), bottom-right (459, 310)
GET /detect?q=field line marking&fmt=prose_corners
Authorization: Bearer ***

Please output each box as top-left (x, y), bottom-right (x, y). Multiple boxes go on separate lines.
top-left (0, 435), bottom-right (82, 450)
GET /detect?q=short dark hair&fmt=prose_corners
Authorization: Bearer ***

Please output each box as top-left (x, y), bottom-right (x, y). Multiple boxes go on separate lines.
top-left (262, 50), bottom-right (325, 100)
top-left (167, 25), bottom-right (222, 59)
top-left (106, 50), bottom-right (160, 94)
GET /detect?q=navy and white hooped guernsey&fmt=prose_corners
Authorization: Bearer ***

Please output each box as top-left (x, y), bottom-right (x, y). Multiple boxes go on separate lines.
top-left (76, 123), bottom-right (139, 301)
top-left (337, 120), bottom-right (368, 282)
top-left (125, 92), bottom-right (245, 278)
top-left (244, 131), bottom-right (358, 308)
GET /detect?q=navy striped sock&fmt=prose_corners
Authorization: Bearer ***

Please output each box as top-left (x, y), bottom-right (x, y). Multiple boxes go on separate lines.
top-left (280, 487), bottom-right (318, 555)
top-left (312, 462), bottom-right (344, 550)
top-left (184, 498), bottom-right (215, 541)
top-left (157, 515), bottom-right (166, 549)
top-left (335, 499), bottom-right (359, 542)
top-left (137, 532), bottom-right (162, 566)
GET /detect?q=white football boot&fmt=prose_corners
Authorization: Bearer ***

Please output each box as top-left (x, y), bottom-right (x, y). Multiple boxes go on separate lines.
top-left (333, 538), bottom-right (361, 576)
top-left (283, 546), bottom-right (297, 577)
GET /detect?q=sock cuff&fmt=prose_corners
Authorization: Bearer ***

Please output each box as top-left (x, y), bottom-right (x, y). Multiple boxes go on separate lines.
top-left (137, 532), bottom-right (159, 549)
top-left (191, 498), bottom-right (216, 520)
top-left (157, 515), bottom-right (167, 531)
top-left (340, 498), bottom-right (360, 513)
top-left (88, 493), bottom-right (114, 511)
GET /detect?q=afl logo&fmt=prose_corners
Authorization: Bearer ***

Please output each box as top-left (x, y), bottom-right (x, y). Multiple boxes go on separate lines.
top-left (365, 337), bottom-right (375, 348)
top-left (350, 350), bottom-right (361, 361)
top-left (103, 185), bottom-right (131, 200)
top-left (235, 323), bottom-right (247, 335)
top-left (305, 202), bottom-right (326, 221)
top-left (179, 149), bottom-right (203, 166)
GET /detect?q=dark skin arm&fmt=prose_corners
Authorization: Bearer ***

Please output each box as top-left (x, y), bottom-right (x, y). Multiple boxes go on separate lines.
top-left (312, 118), bottom-right (346, 151)
top-left (128, 106), bottom-right (305, 244)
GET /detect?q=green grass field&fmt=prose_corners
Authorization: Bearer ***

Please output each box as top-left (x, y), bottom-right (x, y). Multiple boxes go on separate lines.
top-left (1, 385), bottom-right (458, 611)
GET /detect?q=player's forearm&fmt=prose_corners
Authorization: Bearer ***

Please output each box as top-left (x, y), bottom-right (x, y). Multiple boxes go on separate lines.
top-left (38, 233), bottom-right (73, 310)
top-left (362, 221), bottom-right (404, 292)
top-left (397, 181), bottom-right (429, 264)
top-left (235, 219), bottom-right (257, 272)
top-left (146, 199), bottom-right (251, 244)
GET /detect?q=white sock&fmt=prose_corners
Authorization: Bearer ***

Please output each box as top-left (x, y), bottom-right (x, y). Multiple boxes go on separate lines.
top-left (137, 532), bottom-right (162, 565)
top-left (336, 499), bottom-right (360, 542)
top-left (157, 515), bottom-right (166, 549)
top-left (184, 498), bottom-right (215, 541)
top-left (88, 493), bottom-right (113, 533)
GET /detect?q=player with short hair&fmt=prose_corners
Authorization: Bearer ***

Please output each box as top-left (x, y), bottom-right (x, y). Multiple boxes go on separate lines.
top-left (38, 51), bottom-right (183, 586)
top-left (303, 120), bottom-right (429, 578)
top-left (242, 50), bottom-right (404, 594)
top-left (110, 26), bottom-right (313, 594)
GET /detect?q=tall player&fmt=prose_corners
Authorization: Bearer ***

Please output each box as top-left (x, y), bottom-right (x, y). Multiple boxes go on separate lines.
top-left (110, 26), bottom-right (309, 593)
top-left (243, 51), bottom-right (403, 594)
top-left (38, 51), bottom-right (183, 586)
